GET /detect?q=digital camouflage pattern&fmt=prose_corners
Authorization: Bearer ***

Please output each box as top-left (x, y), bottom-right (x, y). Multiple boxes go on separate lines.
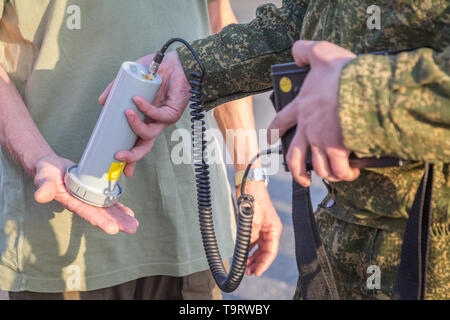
top-left (294, 205), bottom-right (404, 300)
top-left (178, 0), bottom-right (450, 299)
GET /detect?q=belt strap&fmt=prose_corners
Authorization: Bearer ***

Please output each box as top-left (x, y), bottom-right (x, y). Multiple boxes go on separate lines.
top-left (292, 181), bottom-right (340, 300)
top-left (392, 163), bottom-right (434, 300)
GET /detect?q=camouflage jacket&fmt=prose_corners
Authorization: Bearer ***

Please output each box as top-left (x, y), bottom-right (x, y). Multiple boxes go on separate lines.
top-left (178, 0), bottom-right (449, 299)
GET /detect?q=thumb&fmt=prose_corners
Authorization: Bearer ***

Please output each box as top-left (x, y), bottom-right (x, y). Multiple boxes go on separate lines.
top-left (34, 178), bottom-right (57, 203)
top-left (267, 100), bottom-right (298, 144)
top-left (133, 97), bottom-right (181, 124)
top-left (98, 80), bottom-right (115, 106)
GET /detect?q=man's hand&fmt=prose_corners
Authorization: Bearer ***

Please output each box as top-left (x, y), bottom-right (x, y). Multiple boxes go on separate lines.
top-left (34, 154), bottom-right (139, 234)
top-left (268, 40), bottom-right (360, 187)
top-left (236, 181), bottom-right (282, 277)
top-left (98, 52), bottom-right (191, 177)
top-left (0, 64), bottom-right (138, 235)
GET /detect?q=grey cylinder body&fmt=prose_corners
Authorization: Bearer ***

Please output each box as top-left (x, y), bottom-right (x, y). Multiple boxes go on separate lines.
top-left (65, 62), bottom-right (162, 207)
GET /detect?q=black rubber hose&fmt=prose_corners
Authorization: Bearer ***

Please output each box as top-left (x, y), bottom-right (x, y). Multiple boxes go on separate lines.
top-left (154, 38), bottom-right (256, 292)
top-left (189, 69), bottom-right (255, 292)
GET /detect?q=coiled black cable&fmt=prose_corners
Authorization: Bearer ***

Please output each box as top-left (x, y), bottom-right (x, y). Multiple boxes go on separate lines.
top-left (153, 38), bottom-right (266, 292)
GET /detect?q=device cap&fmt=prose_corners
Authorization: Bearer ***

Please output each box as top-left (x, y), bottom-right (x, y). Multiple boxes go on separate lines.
top-left (64, 165), bottom-right (122, 207)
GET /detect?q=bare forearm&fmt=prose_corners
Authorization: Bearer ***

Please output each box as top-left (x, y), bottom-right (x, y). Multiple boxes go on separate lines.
top-left (208, 0), bottom-right (261, 171)
top-left (0, 67), bottom-right (54, 177)
top-left (214, 98), bottom-right (261, 171)
top-left (208, 0), bottom-right (237, 33)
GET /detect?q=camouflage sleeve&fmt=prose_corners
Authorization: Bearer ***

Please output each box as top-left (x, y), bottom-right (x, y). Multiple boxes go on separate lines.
top-left (338, 47), bottom-right (450, 163)
top-left (177, 0), bottom-right (308, 110)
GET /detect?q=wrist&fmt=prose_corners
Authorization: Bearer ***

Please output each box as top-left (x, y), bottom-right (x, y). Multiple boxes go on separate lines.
top-left (233, 161), bottom-right (261, 172)
top-left (234, 167), bottom-right (269, 188)
top-left (29, 149), bottom-right (57, 178)
top-left (232, 142), bottom-right (262, 172)
top-left (3, 132), bottom-right (56, 178)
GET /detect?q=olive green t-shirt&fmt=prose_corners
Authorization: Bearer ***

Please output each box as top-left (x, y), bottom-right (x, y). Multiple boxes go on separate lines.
top-left (0, 0), bottom-right (235, 292)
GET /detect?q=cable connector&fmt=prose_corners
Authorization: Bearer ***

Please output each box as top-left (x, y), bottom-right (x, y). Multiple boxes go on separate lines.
top-left (148, 51), bottom-right (165, 80)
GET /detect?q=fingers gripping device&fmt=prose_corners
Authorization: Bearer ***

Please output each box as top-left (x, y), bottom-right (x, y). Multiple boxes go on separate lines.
top-left (64, 62), bottom-right (162, 207)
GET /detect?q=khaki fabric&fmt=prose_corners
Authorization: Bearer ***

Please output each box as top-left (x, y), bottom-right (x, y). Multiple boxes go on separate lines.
top-left (0, 0), bottom-right (236, 293)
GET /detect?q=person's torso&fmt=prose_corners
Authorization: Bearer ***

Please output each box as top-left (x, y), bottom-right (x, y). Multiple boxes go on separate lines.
top-left (0, 0), bottom-right (235, 291)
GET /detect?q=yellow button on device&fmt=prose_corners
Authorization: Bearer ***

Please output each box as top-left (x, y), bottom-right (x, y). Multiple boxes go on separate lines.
top-left (279, 77), bottom-right (292, 93)
top-left (107, 162), bottom-right (126, 181)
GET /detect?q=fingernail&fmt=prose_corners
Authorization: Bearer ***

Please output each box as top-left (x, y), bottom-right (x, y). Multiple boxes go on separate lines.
top-left (126, 111), bottom-right (136, 121)
top-left (128, 221), bottom-right (138, 234)
top-left (299, 178), bottom-right (311, 187)
top-left (115, 152), bottom-right (125, 160)
top-left (107, 225), bottom-right (119, 235)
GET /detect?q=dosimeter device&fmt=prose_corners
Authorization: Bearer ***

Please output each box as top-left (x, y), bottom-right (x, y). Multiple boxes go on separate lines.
top-left (270, 62), bottom-right (408, 171)
top-left (64, 62), bottom-right (162, 207)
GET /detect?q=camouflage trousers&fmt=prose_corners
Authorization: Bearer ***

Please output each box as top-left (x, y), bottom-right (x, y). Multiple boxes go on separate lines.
top-left (293, 202), bottom-right (450, 300)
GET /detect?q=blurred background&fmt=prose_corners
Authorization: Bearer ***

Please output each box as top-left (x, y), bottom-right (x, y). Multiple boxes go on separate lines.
top-left (0, 0), bottom-right (328, 301)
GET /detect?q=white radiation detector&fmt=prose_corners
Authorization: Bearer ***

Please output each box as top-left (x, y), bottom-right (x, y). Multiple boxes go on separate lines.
top-left (64, 62), bottom-right (162, 207)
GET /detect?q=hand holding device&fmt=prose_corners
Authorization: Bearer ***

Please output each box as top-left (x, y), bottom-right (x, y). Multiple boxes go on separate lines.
top-left (268, 40), bottom-right (360, 187)
top-left (271, 44), bottom-right (409, 186)
top-left (36, 154), bottom-right (138, 234)
top-left (65, 62), bottom-right (162, 208)
top-left (98, 51), bottom-right (191, 178)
